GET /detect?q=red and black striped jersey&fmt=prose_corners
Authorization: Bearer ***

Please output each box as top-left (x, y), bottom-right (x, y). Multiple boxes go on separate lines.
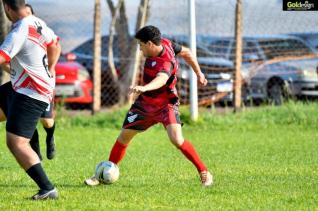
top-left (135, 38), bottom-right (181, 112)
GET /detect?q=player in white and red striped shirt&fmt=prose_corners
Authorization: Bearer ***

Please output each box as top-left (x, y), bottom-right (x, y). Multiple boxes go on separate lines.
top-left (25, 3), bottom-right (57, 162)
top-left (0, 0), bottom-right (60, 200)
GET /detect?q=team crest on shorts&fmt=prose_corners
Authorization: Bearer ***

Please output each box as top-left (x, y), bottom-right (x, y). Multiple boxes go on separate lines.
top-left (127, 114), bottom-right (138, 123)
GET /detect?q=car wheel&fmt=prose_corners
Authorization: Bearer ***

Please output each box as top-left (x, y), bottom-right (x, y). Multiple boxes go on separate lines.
top-left (268, 80), bottom-right (285, 106)
top-left (66, 103), bottom-right (92, 110)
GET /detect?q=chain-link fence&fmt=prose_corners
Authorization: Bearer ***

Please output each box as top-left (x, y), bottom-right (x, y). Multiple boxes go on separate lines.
top-left (28, 0), bottom-right (147, 108)
top-left (4, 0), bottom-right (318, 110)
top-left (147, 0), bottom-right (318, 107)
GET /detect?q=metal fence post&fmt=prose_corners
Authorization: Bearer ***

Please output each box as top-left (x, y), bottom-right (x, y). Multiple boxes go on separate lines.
top-left (189, 0), bottom-right (198, 121)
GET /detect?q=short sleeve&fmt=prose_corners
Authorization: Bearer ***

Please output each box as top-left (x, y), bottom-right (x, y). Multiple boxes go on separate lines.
top-left (158, 61), bottom-right (173, 77)
top-left (172, 42), bottom-right (182, 55)
top-left (42, 25), bottom-right (59, 47)
top-left (0, 23), bottom-right (27, 62)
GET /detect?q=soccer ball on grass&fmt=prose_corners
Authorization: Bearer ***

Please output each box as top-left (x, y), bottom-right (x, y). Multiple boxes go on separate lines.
top-left (95, 161), bottom-right (120, 184)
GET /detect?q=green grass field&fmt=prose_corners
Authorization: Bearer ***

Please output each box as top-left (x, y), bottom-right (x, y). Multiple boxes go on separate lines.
top-left (0, 102), bottom-right (317, 210)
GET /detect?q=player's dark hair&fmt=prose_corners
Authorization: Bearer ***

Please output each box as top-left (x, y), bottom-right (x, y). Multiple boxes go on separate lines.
top-left (25, 3), bottom-right (34, 14)
top-left (135, 25), bottom-right (161, 46)
top-left (2, 0), bottom-right (25, 12)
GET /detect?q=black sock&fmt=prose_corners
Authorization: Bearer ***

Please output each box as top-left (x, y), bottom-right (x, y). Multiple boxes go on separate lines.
top-left (44, 122), bottom-right (55, 142)
top-left (26, 163), bottom-right (54, 191)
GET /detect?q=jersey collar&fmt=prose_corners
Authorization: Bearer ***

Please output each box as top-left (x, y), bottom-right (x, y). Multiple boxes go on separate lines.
top-left (157, 46), bottom-right (165, 57)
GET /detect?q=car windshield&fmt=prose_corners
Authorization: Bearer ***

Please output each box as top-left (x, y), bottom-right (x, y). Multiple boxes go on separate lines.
top-left (58, 55), bottom-right (67, 62)
top-left (196, 46), bottom-right (213, 58)
top-left (258, 38), bottom-right (313, 60)
top-left (168, 38), bottom-right (213, 58)
top-left (208, 40), bottom-right (230, 59)
top-left (72, 36), bottom-right (122, 58)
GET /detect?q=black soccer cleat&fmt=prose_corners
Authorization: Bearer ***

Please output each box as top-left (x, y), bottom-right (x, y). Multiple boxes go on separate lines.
top-left (32, 188), bottom-right (58, 200)
top-left (46, 136), bottom-right (55, 160)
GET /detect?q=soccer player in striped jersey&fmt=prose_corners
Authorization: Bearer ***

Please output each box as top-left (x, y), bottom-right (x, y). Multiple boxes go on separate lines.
top-left (25, 3), bottom-right (56, 161)
top-left (85, 25), bottom-right (213, 187)
top-left (0, 0), bottom-right (60, 200)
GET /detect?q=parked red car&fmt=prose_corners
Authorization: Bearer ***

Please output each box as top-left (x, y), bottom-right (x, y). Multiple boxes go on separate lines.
top-left (54, 56), bottom-right (93, 106)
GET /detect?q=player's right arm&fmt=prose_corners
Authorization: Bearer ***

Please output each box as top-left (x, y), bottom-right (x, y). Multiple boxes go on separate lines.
top-left (174, 43), bottom-right (207, 86)
top-left (129, 72), bottom-right (169, 95)
top-left (0, 22), bottom-right (27, 66)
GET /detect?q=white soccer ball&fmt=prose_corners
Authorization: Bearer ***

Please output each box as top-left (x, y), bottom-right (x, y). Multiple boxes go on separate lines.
top-left (95, 161), bottom-right (120, 184)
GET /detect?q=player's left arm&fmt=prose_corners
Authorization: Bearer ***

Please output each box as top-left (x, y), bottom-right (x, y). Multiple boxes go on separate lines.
top-left (43, 25), bottom-right (61, 77)
top-left (129, 72), bottom-right (169, 95)
top-left (47, 41), bottom-right (61, 77)
top-left (176, 46), bottom-right (207, 86)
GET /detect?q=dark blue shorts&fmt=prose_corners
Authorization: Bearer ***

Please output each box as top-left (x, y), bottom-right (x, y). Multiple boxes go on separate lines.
top-left (0, 82), bottom-right (48, 139)
top-left (41, 101), bottom-right (54, 118)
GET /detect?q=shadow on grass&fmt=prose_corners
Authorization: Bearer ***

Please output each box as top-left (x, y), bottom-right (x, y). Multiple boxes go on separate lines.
top-left (0, 183), bottom-right (31, 188)
top-left (0, 183), bottom-right (88, 189)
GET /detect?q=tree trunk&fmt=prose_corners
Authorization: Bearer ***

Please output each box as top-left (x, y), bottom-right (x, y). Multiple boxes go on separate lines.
top-left (106, 0), bottom-right (130, 81)
top-left (108, 0), bottom-right (124, 82)
top-left (106, 0), bottom-right (151, 105)
top-left (107, 0), bottom-right (130, 105)
top-left (126, 0), bottom-right (150, 104)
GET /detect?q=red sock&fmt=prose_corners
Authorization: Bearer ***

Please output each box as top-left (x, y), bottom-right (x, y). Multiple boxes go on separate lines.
top-left (179, 140), bottom-right (207, 172)
top-left (108, 140), bottom-right (128, 164)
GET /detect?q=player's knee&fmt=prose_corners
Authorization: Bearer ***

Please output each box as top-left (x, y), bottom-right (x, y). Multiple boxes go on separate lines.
top-left (6, 135), bottom-right (27, 152)
top-left (117, 136), bottom-right (131, 145)
top-left (169, 135), bottom-right (184, 148)
top-left (117, 129), bottom-right (137, 145)
top-left (41, 118), bottom-right (54, 128)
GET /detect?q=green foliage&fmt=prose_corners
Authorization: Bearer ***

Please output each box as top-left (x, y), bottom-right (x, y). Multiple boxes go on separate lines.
top-left (181, 101), bottom-right (318, 130)
top-left (57, 106), bottom-right (129, 129)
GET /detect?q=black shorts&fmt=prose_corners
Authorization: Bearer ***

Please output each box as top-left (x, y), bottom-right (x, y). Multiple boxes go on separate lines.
top-left (41, 101), bottom-right (54, 118)
top-left (0, 82), bottom-right (48, 139)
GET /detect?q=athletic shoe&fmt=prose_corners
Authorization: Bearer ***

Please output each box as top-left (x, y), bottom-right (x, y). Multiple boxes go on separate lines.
top-left (84, 176), bottom-right (100, 186)
top-left (200, 170), bottom-right (213, 187)
top-left (46, 136), bottom-right (55, 160)
top-left (32, 188), bottom-right (58, 200)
